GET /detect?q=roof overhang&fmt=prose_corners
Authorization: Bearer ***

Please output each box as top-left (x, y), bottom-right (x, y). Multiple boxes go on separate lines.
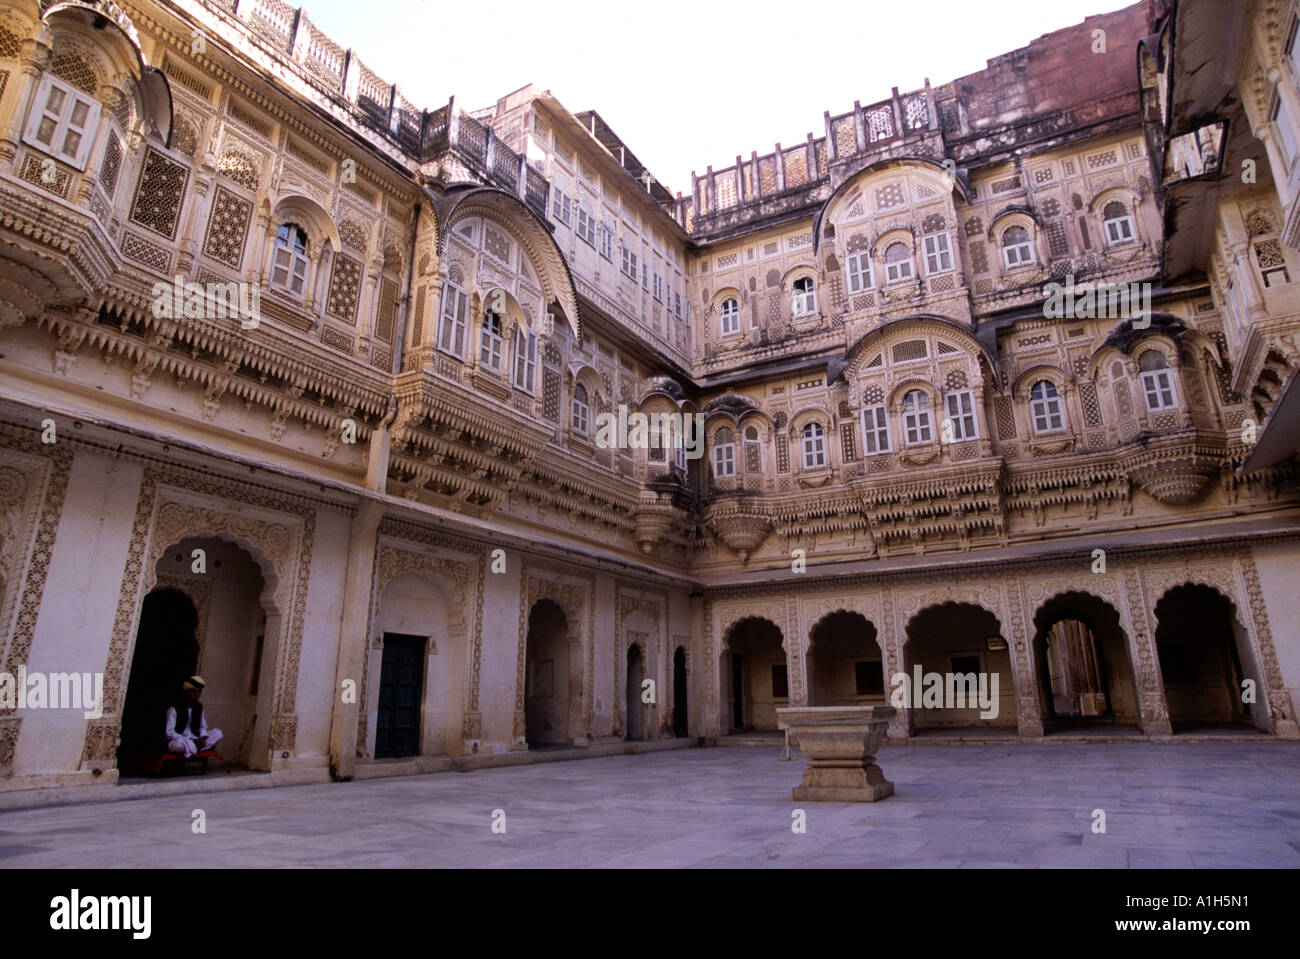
top-left (1241, 367), bottom-right (1300, 474)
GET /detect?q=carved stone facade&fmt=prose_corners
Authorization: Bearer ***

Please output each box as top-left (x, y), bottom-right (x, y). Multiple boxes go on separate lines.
top-left (0, 1), bottom-right (1297, 796)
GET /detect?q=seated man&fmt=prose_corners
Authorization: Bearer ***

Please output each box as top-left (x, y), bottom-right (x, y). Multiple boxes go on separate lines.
top-left (164, 675), bottom-right (222, 758)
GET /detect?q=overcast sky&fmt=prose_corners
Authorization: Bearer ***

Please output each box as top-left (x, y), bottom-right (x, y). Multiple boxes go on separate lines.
top-left (303, 0), bottom-right (1135, 195)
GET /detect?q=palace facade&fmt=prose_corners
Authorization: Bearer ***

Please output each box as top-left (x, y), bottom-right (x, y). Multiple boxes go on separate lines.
top-left (1, 0), bottom-right (1298, 796)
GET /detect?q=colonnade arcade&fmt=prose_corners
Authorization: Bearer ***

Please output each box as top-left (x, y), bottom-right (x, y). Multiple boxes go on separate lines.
top-left (705, 546), bottom-right (1295, 741)
top-left (66, 502), bottom-right (1300, 786)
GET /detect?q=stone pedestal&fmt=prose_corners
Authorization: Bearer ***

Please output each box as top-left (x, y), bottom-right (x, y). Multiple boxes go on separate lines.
top-left (777, 706), bottom-right (896, 802)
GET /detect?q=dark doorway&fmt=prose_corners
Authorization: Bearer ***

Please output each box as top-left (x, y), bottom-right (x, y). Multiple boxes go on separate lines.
top-left (120, 588), bottom-right (199, 758)
top-left (723, 617), bottom-right (786, 732)
top-left (626, 645), bottom-right (645, 741)
top-left (524, 600), bottom-right (570, 746)
top-left (807, 611), bottom-right (883, 706)
top-left (1155, 585), bottom-right (1255, 731)
top-left (1031, 593), bottom-right (1140, 730)
top-left (731, 652), bottom-right (744, 729)
top-left (904, 602), bottom-right (1013, 730)
top-left (673, 647), bottom-right (688, 738)
top-left (375, 633), bottom-right (425, 758)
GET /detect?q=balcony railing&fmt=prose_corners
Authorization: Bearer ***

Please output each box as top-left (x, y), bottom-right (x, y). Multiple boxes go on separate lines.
top-left (689, 83), bottom-right (938, 222)
top-left (197, 1), bottom-right (549, 219)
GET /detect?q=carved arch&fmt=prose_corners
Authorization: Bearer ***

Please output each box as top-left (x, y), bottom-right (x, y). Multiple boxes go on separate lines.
top-left (438, 187), bottom-right (581, 342)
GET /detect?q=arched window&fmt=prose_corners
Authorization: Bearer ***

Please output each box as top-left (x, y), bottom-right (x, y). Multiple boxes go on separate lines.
top-left (801, 422), bottom-right (826, 468)
top-left (271, 224), bottom-right (310, 296)
top-left (571, 383), bottom-right (589, 435)
top-left (846, 251), bottom-right (873, 292)
top-left (944, 389), bottom-right (978, 440)
top-left (902, 390), bottom-right (933, 444)
top-left (22, 73), bottom-right (101, 169)
top-left (1138, 350), bottom-right (1177, 411)
top-left (884, 242), bottom-right (913, 283)
top-left (713, 427), bottom-right (735, 478)
top-left (513, 326), bottom-right (537, 392)
top-left (1270, 89), bottom-right (1298, 171)
top-left (1002, 226), bottom-right (1034, 268)
top-left (720, 297), bottom-right (740, 335)
top-left (1030, 380), bottom-right (1066, 433)
top-left (862, 404), bottom-right (890, 454)
top-left (1102, 201), bottom-right (1136, 245)
top-left (744, 426), bottom-right (762, 471)
top-left (479, 311), bottom-right (504, 372)
top-left (922, 232), bottom-right (953, 274)
top-left (439, 282), bottom-right (469, 357)
top-left (792, 277), bottom-right (816, 315)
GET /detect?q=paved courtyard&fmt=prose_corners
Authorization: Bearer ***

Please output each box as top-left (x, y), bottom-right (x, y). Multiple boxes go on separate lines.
top-left (2, 743), bottom-right (1299, 868)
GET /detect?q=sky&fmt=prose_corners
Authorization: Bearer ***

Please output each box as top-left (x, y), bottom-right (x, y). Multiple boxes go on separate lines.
top-left (302, 0), bottom-right (1136, 195)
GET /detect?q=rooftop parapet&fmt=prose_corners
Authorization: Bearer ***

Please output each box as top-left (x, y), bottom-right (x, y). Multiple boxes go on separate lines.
top-left (687, 83), bottom-right (938, 235)
top-left (187, 1), bottom-right (549, 217)
top-left (421, 101), bottom-right (550, 219)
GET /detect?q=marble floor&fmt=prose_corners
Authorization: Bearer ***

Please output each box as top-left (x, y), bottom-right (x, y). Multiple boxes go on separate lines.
top-left (2, 743), bottom-right (1298, 868)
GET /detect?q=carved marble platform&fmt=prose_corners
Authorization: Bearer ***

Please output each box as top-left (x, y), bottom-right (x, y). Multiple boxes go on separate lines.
top-left (777, 706), bottom-right (896, 802)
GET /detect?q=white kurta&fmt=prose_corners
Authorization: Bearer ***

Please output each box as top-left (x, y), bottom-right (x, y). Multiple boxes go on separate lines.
top-left (165, 705), bottom-right (223, 757)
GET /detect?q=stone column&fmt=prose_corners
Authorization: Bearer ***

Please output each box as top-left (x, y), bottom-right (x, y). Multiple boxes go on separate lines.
top-left (785, 600), bottom-right (806, 707)
top-left (1005, 580), bottom-right (1044, 737)
top-left (174, 138), bottom-right (215, 278)
top-left (0, 37), bottom-right (51, 168)
top-left (690, 593), bottom-right (707, 738)
top-left (1229, 239), bottom-right (1268, 320)
top-left (881, 588), bottom-right (909, 740)
top-left (355, 255), bottom-right (382, 359)
top-left (568, 633), bottom-right (586, 746)
top-left (326, 499), bottom-right (385, 779)
top-left (1120, 568), bottom-right (1173, 736)
top-left (245, 209), bottom-right (273, 288)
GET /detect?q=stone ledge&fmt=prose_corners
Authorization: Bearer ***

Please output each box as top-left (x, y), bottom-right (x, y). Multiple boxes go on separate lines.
top-left (0, 766), bottom-right (331, 812)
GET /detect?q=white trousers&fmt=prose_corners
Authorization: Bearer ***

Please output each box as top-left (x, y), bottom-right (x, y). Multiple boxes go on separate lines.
top-left (166, 728), bottom-right (223, 757)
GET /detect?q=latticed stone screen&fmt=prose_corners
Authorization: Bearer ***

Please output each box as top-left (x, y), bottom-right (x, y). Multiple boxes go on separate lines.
top-left (121, 231), bottom-right (171, 273)
top-left (1114, 380), bottom-right (1132, 416)
top-left (865, 105), bottom-right (894, 141)
top-left (202, 186), bottom-right (252, 269)
top-left (375, 278), bottom-right (398, 343)
top-left (893, 339), bottom-right (927, 363)
top-left (21, 153), bottom-right (70, 198)
top-left (0, 25), bottom-right (21, 58)
top-left (50, 53), bottom-right (97, 94)
top-left (339, 220), bottom-right (367, 254)
top-left (99, 134), bottom-right (122, 195)
top-left (994, 396), bottom-right (1017, 439)
top-left (876, 183), bottom-right (904, 209)
top-left (1080, 383), bottom-right (1103, 428)
top-left (834, 119), bottom-right (856, 157)
top-left (840, 422), bottom-right (857, 462)
top-left (326, 254), bottom-right (362, 322)
top-left (410, 286), bottom-right (425, 345)
top-left (542, 368), bottom-right (561, 421)
top-left (784, 149), bottom-right (807, 188)
top-left (1048, 222), bottom-right (1068, 257)
top-left (130, 149), bottom-right (189, 239)
top-left (218, 151), bottom-right (260, 192)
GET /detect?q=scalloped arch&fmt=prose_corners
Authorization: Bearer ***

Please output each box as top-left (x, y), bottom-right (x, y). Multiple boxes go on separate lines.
top-left (814, 156), bottom-right (967, 253)
top-left (438, 187), bottom-right (581, 343)
top-left (842, 315), bottom-right (1002, 388)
